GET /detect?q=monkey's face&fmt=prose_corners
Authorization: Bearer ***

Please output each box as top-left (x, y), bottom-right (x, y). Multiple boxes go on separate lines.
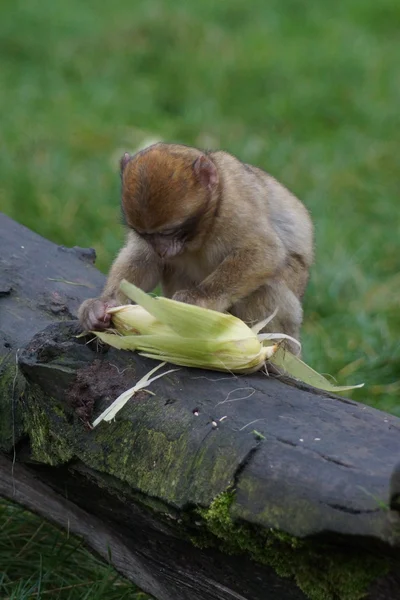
top-left (120, 145), bottom-right (219, 260)
top-left (133, 228), bottom-right (186, 259)
top-left (127, 206), bottom-right (209, 259)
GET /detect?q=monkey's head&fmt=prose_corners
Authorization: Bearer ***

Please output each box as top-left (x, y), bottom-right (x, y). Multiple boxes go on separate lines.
top-left (120, 144), bottom-right (219, 259)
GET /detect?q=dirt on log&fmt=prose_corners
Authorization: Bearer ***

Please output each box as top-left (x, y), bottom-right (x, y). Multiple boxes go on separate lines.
top-left (0, 212), bottom-right (400, 600)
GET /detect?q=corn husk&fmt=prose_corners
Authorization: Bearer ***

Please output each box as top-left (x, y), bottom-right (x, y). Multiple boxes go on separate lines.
top-left (92, 362), bottom-right (178, 427)
top-left (270, 347), bottom-right (364, 392)
top-left (108, 304), bottom-right (172, 336)
top-left (96, 280), bottom-right (280, 374)
top-left (93, 279), bottom-right (363, 391)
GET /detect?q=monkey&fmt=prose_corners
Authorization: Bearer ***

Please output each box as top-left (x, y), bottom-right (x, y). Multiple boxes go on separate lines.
top-left (78, 143), bottom-right (314, 353)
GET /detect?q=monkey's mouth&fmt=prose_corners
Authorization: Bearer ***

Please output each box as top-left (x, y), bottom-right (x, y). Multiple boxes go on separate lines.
top-left (152, 240), bottom-right (185, 260)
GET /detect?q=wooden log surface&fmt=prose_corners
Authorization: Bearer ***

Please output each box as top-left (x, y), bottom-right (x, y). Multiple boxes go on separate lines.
top-left (1, 212), bottom-right (400, 600)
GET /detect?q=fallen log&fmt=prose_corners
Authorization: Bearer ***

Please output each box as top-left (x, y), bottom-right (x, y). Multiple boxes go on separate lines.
top-left (0, 212), bottom-right (399, 600)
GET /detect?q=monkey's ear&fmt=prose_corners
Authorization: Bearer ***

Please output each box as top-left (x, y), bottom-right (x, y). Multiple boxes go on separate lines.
top-left (120, 152), bottom-right (131, 174)
top-left (193, 155), bottom-right (219, 189)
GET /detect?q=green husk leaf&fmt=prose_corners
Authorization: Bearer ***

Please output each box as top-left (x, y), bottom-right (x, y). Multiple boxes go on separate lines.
top-left (107, 304), bottom-right (172, 336)
top-left (95, 282), bottom-right (364, 389)
top-left (92, 362), bottom-right (178, 427)
top-left (95, 331), bottom-right (263, 372)
top-left (119, 279), bottom-right (252, 340)
top-left (138, 352), bottom-right (264, 373)
top-left (259, 332), bottom-right (301, 349)
top-left (270, 347), bottom-right (364, 392)
top-left (251, 307), bottom-right (279, 334)
top-left (93, 331), bottom-right (140, 350)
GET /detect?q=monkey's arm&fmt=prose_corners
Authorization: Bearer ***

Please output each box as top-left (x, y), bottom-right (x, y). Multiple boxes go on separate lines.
top-left (78, 235), bottom-right (161, 330)
top-left (102, 240), bottom-right (161, 301)
top-left (173, 236), bottom-right (286, 312)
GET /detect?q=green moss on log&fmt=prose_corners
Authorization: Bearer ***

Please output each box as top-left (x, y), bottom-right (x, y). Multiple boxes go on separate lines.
top-left (91, 422), bottom-right (192, 500)
top-left (18, 382), bottom-right (394, 600)
top-left (20, 388), bottom-right (236, 506)
top-left (0, 358), bottom-right (26, 451)
top-left (197, 492), bottom-right (390, 600)
top-left (23, 385), bottom-right (73, 465)
top-left (79, 420), bottom-right (237, 506)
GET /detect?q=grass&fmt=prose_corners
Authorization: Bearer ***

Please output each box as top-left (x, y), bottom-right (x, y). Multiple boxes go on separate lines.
top-left (0, 0), bottom-right (399, 596)
top-left (0, 500), bottom-right (150, 599)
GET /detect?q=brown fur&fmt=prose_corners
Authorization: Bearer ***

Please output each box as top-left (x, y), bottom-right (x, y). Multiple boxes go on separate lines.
top-left (121, 145), bottom-right (214, 233)
top-left (79, 143), bottom-right (314, 352)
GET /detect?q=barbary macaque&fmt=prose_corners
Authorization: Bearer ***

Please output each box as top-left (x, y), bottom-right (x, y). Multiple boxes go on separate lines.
top-left (79, 143), bottom-right (314, 352)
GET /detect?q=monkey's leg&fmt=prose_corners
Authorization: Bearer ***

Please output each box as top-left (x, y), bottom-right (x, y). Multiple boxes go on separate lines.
top-left (161, 268), bottom-right (194, 299)
top-left (230, 282), bottom-right (303, 355)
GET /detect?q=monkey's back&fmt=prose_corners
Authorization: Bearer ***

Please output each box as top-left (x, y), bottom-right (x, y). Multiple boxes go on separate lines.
top-left (211, 151), bottom-right (314, 269)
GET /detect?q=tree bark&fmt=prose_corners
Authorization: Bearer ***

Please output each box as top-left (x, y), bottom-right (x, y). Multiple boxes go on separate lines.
top-left (1, 212), bottom-right (399, 600)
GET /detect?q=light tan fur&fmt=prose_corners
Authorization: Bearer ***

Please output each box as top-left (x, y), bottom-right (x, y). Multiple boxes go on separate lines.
top-left (79, 143), bottom-right (314, 352)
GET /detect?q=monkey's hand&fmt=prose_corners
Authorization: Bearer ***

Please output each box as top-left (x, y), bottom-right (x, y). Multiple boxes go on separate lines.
top-left (78, 298), bottom-right (120, 332)
top-left (172, 290), bottom-right (209, 309)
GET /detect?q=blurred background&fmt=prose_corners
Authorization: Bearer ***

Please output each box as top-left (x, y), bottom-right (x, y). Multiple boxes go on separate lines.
top-left (1, 0), bottom-right (399, 597)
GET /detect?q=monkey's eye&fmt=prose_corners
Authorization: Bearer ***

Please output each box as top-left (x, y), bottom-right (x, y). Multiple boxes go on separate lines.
top-left (158, 229), bottom-right (177, 237)
top-left (135, 230), bottom-right (153, 242)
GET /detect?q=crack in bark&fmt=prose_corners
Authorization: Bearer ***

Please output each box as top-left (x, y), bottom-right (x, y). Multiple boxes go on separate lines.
top-left (233, 445), bottom-right (260, 489)
top-left (275, 436), bottom-right (297, 447)
top-left (269, 433), bottom-right (356, 469)
top-left (318, 454), bottom-right (354, 468)
top-left (324, 502), bottom-right (381, 515)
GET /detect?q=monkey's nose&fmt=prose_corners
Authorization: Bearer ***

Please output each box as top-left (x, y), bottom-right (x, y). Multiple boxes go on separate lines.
top-left (153, 244), bottom-right (169, 259)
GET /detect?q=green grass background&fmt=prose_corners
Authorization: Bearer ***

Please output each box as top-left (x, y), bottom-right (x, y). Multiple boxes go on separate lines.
top-left (0, 0), bottom-right (399, 596)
